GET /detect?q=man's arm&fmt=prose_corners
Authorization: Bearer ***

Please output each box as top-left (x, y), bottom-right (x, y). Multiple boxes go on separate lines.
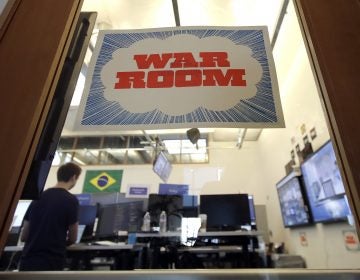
top-left (67, 222), bottom-right (78, 245)
top-left (20, 220), bottom-right (30, 242)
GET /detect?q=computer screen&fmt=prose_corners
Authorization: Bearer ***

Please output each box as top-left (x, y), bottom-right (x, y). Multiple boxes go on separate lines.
top-left (10, 200), bottom-right (32, 230)
top-left (76, 225), bottom-right (86, 243)
top-left (78, 205), bottom-right (97, 225)
top-left (153, 152), bottom-right (172, 182)
top-left (96, 200), bottom-right (145, 237)
top-left (147, 194), bottom-right (183, 227)
top-left (248, 195), bottom-right (257, 229)
top-left (276, 171), bottom-right (312, 228)
top-left (96, 204), bottom-right (117, 237)
top-left (300, 140), bottom-right (352, 223)
top-left (199, 194), bottom-right (251, 231)
top-left (181, 195), bottom-right (199, 218)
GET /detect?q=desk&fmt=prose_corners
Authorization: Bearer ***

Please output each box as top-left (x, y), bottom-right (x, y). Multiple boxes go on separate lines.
top-left (1, 231), bottom-right (265, 270)
top-left (1, 243), bottom-right (141, 271)
top-left (134, 230), bottom-right (266, 269)
top-left (67, 243), bottom-right (144, 270)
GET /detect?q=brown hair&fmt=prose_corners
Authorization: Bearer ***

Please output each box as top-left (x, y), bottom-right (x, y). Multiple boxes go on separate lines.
top-left (57, 162), bottom-right (82, 182)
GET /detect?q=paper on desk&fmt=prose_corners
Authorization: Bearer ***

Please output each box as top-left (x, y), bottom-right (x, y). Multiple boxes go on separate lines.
top-left (94, 240), bottom-right (124, 246)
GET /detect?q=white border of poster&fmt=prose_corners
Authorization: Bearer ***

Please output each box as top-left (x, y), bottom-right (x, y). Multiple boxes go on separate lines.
top-left (76, 26), bottom-right (284, 130)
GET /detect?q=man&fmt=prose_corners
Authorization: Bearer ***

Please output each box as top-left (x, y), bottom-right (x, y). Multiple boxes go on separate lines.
top-left (19, 162), bottom-right (82, 271)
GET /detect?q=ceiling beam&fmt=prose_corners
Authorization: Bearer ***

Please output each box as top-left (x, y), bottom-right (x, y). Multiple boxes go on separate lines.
top-left (172, 0), bottom-right (181, 26)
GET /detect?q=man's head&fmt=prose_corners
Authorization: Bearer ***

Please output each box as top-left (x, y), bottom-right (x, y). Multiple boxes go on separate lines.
top-left (57, 162), bottom-right (82, 190)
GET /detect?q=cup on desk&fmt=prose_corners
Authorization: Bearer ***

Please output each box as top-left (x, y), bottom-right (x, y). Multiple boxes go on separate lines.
top-left (199, 214), bottom-right (207, 232)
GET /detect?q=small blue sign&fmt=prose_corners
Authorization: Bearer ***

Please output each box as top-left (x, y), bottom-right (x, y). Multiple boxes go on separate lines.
top-left (159, 183), bottom-right (189, 195)
top-left (129, 186), bottom-right (148, 196)
top-left (76, 193), bottom-right (91, 205)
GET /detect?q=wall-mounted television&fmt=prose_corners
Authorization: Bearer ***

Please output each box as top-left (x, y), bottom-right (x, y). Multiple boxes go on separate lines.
top-left (300, 140), bottom-right (352, 223)
top-left (153, 151), bottom-right (172, 182)
top-left (276, 171), bottom-right (312, 228)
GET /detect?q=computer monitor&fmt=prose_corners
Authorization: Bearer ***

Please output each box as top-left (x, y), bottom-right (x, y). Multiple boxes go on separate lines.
top-left (10, 200), bottom-right (32, 232)
top-left (78, 205), bottom-right (97, 225)
top-left (6, 200), bottom-right (32, 246)
top-left (96, 200), bottom-right (145, 237)
top-left (147, 194), bottom-right (183, 228)
top-left (96, 204), bottom-right (117, 238)
top-left (181, 195), bottom-right (199, 218)
top-left (248, 195), bottom-right (257, 229)
top-left (199, 194), bottom-right (251, 231)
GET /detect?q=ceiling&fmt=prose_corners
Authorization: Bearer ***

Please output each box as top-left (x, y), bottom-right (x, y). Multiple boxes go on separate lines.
top-left (63, 0), bottom-right (286, 144)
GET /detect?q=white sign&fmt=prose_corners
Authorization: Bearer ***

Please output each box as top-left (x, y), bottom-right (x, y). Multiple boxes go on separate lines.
top-left (76, 26), bottom-right (284, 130)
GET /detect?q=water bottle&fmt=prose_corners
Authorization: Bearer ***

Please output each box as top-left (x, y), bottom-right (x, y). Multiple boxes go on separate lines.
top-left (142, 212), bottom-right (151, 232)
top-left (159, 211), bottom-right (167, 233)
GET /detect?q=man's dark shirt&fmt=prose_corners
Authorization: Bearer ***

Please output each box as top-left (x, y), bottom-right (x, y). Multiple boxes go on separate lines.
top-left (20, 188), bottom-right (78, 270)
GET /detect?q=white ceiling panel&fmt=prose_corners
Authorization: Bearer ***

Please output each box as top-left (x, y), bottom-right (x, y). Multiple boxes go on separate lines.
top-left (81, 0), bottom-right (176, 29)
top-left (177, 0), bottom-right (283, 40)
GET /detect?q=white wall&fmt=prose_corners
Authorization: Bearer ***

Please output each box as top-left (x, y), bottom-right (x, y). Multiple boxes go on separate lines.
top-left (46, 141), bottom-right (263, 198)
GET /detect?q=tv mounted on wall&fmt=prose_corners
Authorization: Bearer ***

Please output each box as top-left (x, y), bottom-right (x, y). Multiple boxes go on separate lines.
top-left (153, 151), bottom-right (172, 183)
top-left (300, 140), bottom-right (352, 223)
top-left (276, 171), bottom-right (312, 228)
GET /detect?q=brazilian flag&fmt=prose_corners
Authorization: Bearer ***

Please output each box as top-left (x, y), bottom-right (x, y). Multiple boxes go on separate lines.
top-left (83, 170), bottom-right (123, 193)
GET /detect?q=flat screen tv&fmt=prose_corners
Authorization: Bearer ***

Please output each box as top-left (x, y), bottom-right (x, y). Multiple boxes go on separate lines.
top-left (199, 194), bottom-right (251, 231)
top-left (153, 151), bottom-right (172, 182)
top-left (300, 140), bottom-right (352, 223)
top-left (276, 171), bottom-right (312, 228)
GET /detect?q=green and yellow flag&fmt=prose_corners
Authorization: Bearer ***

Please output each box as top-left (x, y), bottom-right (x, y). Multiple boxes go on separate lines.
top-left (83, 170), bottom-right (123, 193)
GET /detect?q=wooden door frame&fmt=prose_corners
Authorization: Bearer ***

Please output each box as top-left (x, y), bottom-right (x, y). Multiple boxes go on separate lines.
top-left (0, 0), bottom-right (83, 251)
top-left (294, 0), bottom-right (360, 233)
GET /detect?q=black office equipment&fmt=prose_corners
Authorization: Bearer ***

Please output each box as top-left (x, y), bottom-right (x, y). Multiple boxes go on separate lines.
top-left (181, 195), bottom-right (199, 218)
top-left (199, 194), bottom-right (251, 231)
top-left (248, 195), bottom-right (257, 229)
top-left (300, 140), bottom-right (352, 223)
top-left (147, 194), bottom-right (183, 228)
top-left (96, 200), bottom-right (144, 237)
top-left (276, 171), bottom-right (312, 228)
top-left (78, 205), bottom-right (97, 225)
